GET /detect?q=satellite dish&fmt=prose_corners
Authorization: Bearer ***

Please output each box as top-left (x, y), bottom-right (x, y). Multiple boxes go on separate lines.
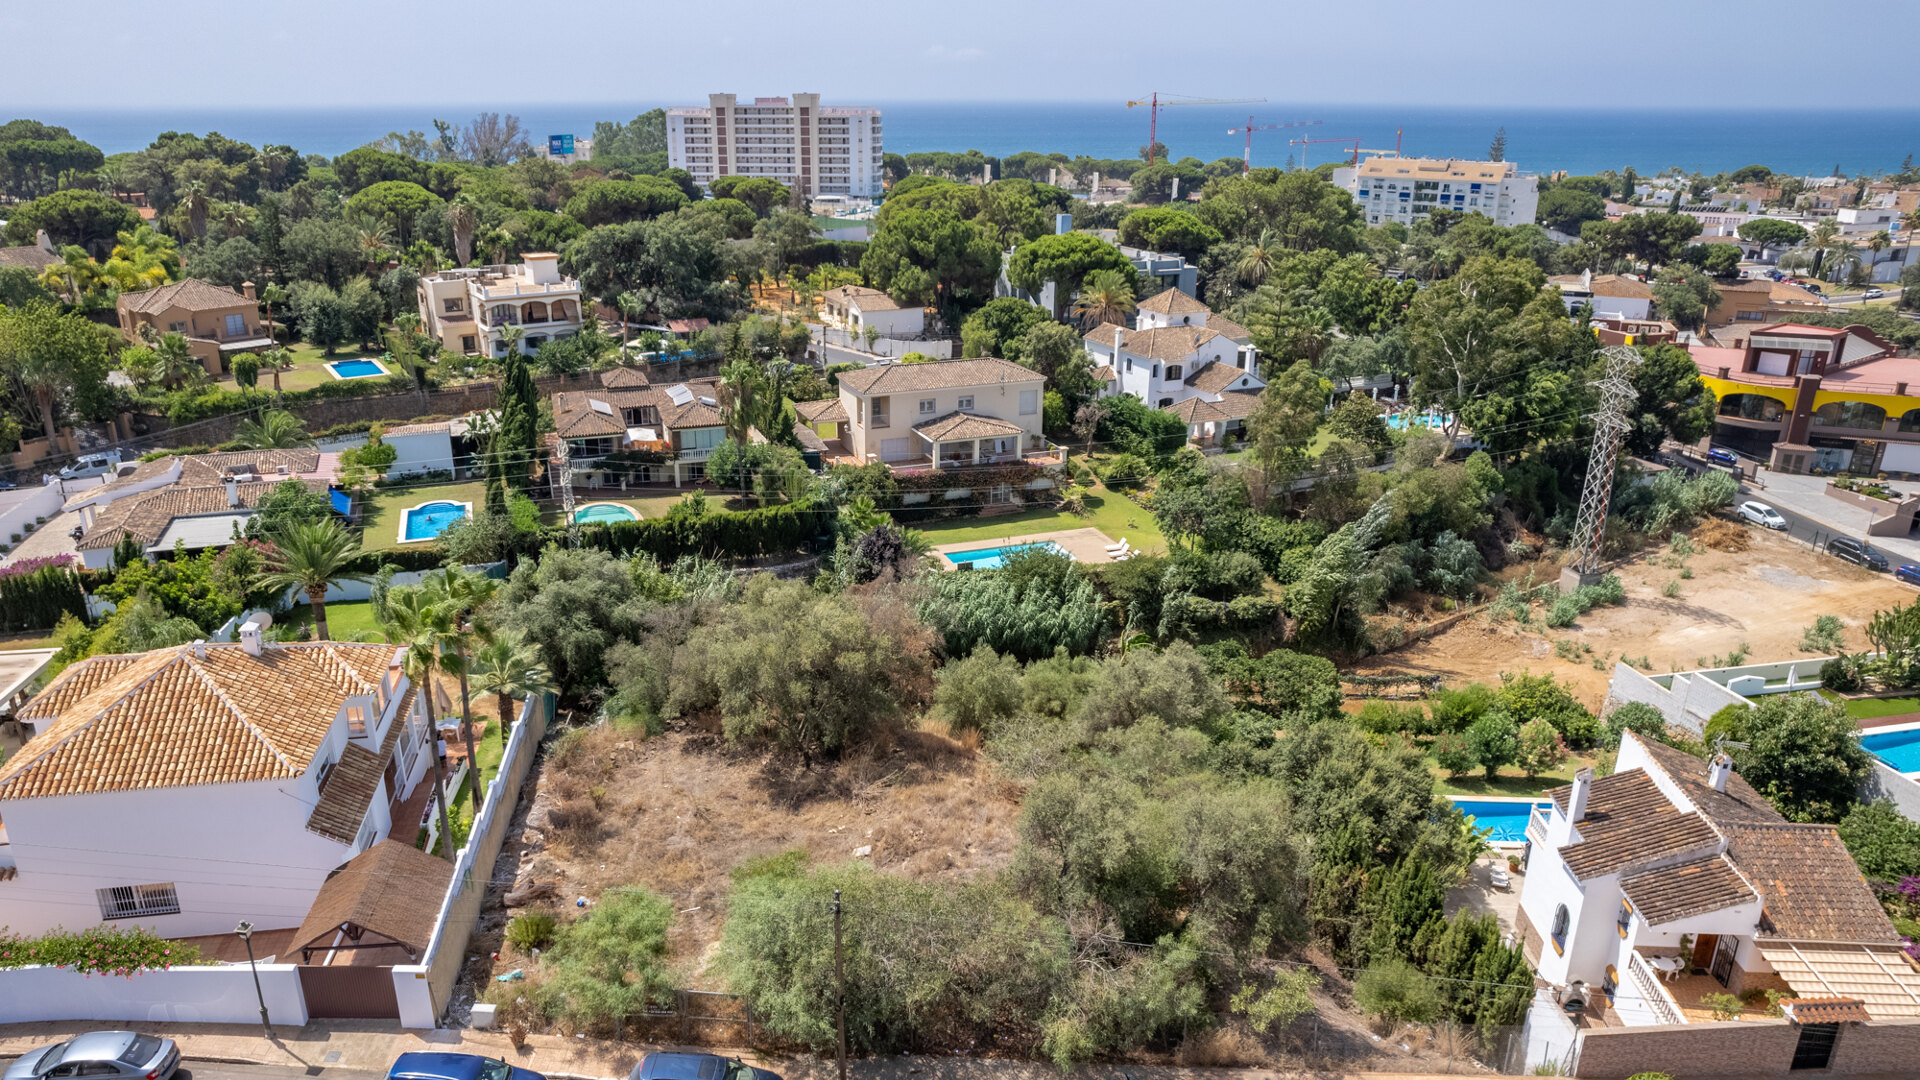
top-left (243, 609), bottom-right (273, 629)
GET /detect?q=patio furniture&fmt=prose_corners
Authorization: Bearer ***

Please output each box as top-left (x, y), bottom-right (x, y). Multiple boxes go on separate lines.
top-left (1489, 866), bottom-right (1512, 890)
top-left (1104, 538), bottom-right (1131, 554)
top-left (1649, 956), bottom-right (1684, 981)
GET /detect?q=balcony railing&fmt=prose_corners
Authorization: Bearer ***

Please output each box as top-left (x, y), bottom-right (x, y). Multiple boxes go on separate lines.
top-left (1627, 952), bottom-right (1686, 1026)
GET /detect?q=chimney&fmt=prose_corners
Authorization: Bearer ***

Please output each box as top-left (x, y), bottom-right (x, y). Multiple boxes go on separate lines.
top-left (1581, 268), bottom-right (1593, 290)
top-left (1171, 177), bottom-right (1181, 202)
top-left (1055, 212), bottom-right (1072, 236)
top-left (1708, 752), bottom-right (1733, 793)
top-left (1569, 767), bottom-right (1594, 823)
top-left (239, 615), bottom-right (266, 657)
top-left (241, 280), bottom-right (256, 301)
top-left (35, 229), bottom-right (55, 255)
top-left (1113, 328), bottom-right (1124, 356)
top-left (225, 477), bottom-right (238, 507)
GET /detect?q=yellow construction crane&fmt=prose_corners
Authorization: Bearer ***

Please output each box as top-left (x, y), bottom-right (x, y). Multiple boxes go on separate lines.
top-left (1126, 93), bottom-right (1265, 164)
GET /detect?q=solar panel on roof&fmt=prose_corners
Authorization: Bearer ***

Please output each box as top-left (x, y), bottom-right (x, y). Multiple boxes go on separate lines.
top-left (666, 384), bottom-right (694, 406)
top-left (588, 398), bottom-right (614, 415)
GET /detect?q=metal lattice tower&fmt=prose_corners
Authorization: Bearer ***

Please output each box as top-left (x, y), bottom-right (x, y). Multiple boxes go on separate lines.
top-left (1565, 344), bottom-right (1644, 584)
top-left (554, 434), bottom-right (580, 550)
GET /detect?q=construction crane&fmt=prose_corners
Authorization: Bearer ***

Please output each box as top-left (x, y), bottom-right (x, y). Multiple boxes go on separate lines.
top-left (1288, 136), bottom-right (1361, 170)
top-left (1126, 92), bottom-right (1265, 164)
top-left (1226, 118), bottom-right (1321, 174)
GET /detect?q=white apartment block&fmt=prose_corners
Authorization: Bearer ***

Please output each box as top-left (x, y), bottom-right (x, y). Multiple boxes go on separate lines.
top-left (1331, 156), bottom-right (1540, 228)
top-left (667, 93), bottom-right (883, 200)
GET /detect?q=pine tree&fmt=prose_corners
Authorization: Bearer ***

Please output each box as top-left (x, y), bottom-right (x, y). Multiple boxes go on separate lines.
top-left (1487, 127), bottom-right (1507, 163)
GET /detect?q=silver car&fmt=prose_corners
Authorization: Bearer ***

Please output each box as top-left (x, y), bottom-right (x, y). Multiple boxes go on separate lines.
top-left (1737, 500), bottom-right (1788, 530)
top-left (3, 1032), bottom-right (179, 1080)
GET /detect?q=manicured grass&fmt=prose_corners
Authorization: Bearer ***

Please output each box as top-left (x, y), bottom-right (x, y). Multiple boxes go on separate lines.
top-left (914, 479), bottom-right (1165, 555)
top-left (1843, 695), bottom-right (1920, 720)
top-left (360, 481), bottom-right (490, 551)
top-left (283, 598), bottom-right (386, 643)
top-left (205, 342), bottom-right (388, 394)
top-left (0, 632), bottom-right (59, 652)
top-left (544, 489), bottom-right (711, 527)
top-left (1428, 750), bottom-right (1603, 798)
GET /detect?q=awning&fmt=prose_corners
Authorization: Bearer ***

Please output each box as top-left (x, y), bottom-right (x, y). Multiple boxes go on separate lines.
top-left (217, 338), bottom-right (276, 351)
top-left (1757, 942), bottom-right (1920, 1018)
top-left (626, 426), bottom-right (660, 443)
top-left (146, 511), bottom-right (255, 552)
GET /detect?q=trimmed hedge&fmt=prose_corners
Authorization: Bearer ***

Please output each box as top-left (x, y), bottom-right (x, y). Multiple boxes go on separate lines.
top-left (0, 556), bottom-right (89, 632)
top-left (568, 499), bottom-right (831, 562)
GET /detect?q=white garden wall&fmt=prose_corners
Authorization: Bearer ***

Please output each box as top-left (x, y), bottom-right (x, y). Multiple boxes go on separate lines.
top-left (0, 963), bottom-right (308, 1025)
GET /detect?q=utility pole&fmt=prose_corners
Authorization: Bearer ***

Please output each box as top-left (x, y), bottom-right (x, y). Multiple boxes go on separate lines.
top-left (833, 889), bottom-right (847, 1080)
top-left (555, 432), bottom-right (579, 550)
top-left (1562, 344), bottom-right (1644, 592)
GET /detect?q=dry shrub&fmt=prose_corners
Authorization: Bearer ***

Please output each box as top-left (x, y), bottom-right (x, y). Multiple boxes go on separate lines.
top-left (1177, 1024), bottom-right (1269, 1067)
top-left (548, 797), bottom-right (602, 837)
top-left (1692, 518), bottom-right (1750, 552)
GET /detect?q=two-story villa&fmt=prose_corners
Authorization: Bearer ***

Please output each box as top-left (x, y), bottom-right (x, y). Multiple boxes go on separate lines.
top-left (1517, 730), bottom-right (1920, 1035)
top-left (0, 626), bottom-right (433, 937)
top-left (418, 253), bottom-right (583, 358)
top-left (550, 368), bottom-right (729, 487)
top-left (115, 278), bottom-right (272, 375)
top-left (829, 357), bottom-right (1057, 470)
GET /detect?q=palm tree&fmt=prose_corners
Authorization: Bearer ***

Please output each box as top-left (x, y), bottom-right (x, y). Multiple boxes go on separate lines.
top-left (102, 226), bottom-right (180, 291)
top-left (1867, 229), bottom-right (1893, 283)
top-left (38, 246), bottom-right (105, 304)
top-left (432, 566), bottom-right (498, 810)
top-left (1809, 219), bottom-right (1841, 279)
top-left (495, 324), bottom-right (524, 361)
top-left (1073, 268), bottom-right (1138, 329)
top-left (448, 196), bottom-right (480, 266)
top-left (471, 629), bottom-right (554, 732)
top-left (354, 217), bottom-right (394, 276)
top-left (261, 283), bottom-right (288, 345)
top-left (258, 346), bottom-right (294, 393)
top-left (177, 180), bottom-right (212, 241)
top-left (1235, 228), bottom-right (1279, 289)
top-left (380, 584), bottom-right (459, 861)
top-left (257, 519), bottom-right (371, 643)
top-left (230, 408), bottom-right (314, 450)
top-left (155, 332), bottom-right (202, 389)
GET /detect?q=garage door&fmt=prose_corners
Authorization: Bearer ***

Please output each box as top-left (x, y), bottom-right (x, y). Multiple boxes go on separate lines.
top-left (1882, 442), bottom-right (1920, 475)
top-left (880, 438), bottom-right (912, 462)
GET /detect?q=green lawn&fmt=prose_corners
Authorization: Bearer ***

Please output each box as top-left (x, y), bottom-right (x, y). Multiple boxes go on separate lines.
top-left (283, 598), bottom-right (386, 642)
top-left (0, 632), bottom-right (59, 652)
top-left (202, 342), bottom-right (388, 394)
top-left (1428, 749), bottom-right (1603, 798)
top-left (914, 480), bottom-right (1165, 554)
top-left (1842, 695), bottom-right (1920, 720)
top-left (360, 481), bottom-right (491, 551)
top-left (546, 490), bottom-right (708, 526)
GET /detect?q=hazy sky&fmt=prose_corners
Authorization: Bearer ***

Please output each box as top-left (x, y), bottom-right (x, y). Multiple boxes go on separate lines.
top-left (7, 0), bottom-right (1916, 110)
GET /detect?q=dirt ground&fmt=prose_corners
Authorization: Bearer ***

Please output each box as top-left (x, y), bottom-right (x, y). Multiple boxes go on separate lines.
top-left (490, 725), bottom-right (1020, 985)
top-left (1353, 523), bottom-right (1912, 710)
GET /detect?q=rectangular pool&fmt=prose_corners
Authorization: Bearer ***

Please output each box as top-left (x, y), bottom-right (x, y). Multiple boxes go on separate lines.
top-left (1450, 798), bottom-right (1551, 844)
top-left (329, 358), bottom-right (387, 379)
top-left (943, 541), bottom-right (1068, 570)
top-left (1862, 728), bottom-right (1920, 773)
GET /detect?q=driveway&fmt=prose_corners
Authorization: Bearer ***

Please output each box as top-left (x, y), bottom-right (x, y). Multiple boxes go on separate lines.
top-left (1739, 467), bottom-right (1920, 567)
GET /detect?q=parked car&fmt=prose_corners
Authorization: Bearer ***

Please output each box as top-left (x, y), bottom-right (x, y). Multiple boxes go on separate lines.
top-left (1864, 288), bottom-right (1886, 300)
top-left (1896, 563), bottom-right (1920, 587)
top-left (1803, 281), bottom-right (1824, 294)
top-left (1827, 535), bottom-right (1890, 571)
top-left (1706, 447), bottom-right (1740, 467)
top-left (3, 1032), bottom-right (179, 1080)
top-left (630, 1054), bottom-right (782, 1080)
top-left (57, 451), bottom-right (121, 480)
top-left (389, 1054), bottom-right (545, 1080)
top-left (1768, 270), bottom-right (1786, 281)
top-left (1737, 501), bottom-right (1788, 530)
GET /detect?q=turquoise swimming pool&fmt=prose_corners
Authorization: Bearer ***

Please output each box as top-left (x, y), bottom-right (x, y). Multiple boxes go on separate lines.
top-left (1862, 728), bottom-right (1920, 773)
top-left (944, 541), bottom-right (1068, 570)
top-left (1450, 797), bottom-right (1551, 843)
top-left (328, 358), bottom-right (388, 379)
top-left (1387, 411), bottom-right (1451, 431)
top-left (402, 501), bottom-right (469, 541)
top-left (574, 503), bottom-right (639, 524)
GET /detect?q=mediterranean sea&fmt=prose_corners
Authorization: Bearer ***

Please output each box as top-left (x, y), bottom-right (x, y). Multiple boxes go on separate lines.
top-left (26, 102), bottom-right (1920, 179)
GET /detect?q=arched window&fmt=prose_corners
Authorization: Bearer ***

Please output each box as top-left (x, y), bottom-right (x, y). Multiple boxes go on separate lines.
top-left (1718, 394), bottom-right (1785, 423)
top-left (1899, 409), bottom-right (1920, 433)
top-left (489, 304), bottom-right (515, 325)
top-left (1551, 903), bottom-right (1570, 944)
top-left (1813, 401), bottom-right (1887, 430)
top-left (550, 300), bottom-right (575, 322)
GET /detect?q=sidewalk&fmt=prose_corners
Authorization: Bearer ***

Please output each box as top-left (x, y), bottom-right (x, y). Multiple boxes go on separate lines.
top-left (0, 1020), bottom-right (1466, 1080)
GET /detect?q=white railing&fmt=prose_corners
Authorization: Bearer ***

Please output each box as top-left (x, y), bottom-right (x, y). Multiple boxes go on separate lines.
top-left (1627, 953), bottom-right (1686, 1026)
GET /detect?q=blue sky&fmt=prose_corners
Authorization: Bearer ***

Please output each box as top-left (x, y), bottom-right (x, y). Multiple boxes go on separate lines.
top-left (6, 0), bottom-right (1916, 110)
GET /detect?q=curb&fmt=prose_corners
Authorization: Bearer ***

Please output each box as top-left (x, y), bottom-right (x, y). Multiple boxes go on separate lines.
top-left (182, 1058), bottom-right (618, 1080)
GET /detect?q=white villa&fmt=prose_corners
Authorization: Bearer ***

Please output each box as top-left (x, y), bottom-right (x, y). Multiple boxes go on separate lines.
top-left (829, 357), bottom-right (1059, 470)
top-left (1083, 288), bottom-right (1265, 447)
top-left (417, 253), bottom-right (584, 358)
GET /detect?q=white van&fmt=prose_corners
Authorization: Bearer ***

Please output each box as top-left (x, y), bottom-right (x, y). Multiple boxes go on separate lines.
top-left (58, 450), bottom-right (123, 480)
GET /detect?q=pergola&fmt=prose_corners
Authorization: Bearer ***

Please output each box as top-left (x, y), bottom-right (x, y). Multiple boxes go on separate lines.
top-left (912, 411), bottom-right (1026, 467)
top-left (291, 839), bottom-right (453, 965)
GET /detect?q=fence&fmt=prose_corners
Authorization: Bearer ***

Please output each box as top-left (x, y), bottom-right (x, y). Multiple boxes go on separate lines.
top-left (818, 327), bottom-right (956, 360)
top-left (392, 688), bottom-right (551, 1027)
top-left (0, 961), bottom-right (310, 1025)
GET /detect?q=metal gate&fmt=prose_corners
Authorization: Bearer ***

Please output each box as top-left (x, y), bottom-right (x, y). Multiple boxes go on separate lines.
top-left (298, 964), bottom-right (400, 1019)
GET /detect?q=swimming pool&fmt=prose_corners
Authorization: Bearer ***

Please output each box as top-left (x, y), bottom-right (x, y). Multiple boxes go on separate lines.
top-left (574, 503), bottom-right (639, 524)
top-left (1449, 797), bottom-right (1551, 844)
top-left (1862, 728), bottom-right (1920, 773)
top-left (328, 358), bottom-right (389, 379)
top-left (400, 501), bottom-right (470, 542)
top-left (1387, 411), bottom-right (1452, 431)
top-left (943, 541), bottom-right (1069, 570)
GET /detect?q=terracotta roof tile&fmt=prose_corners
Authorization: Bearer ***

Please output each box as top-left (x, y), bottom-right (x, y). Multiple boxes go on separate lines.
top-left (824, 285), bottom-right (904, 311)
top-left (117, 278), bottom-right (251, 315)
top-left (795, 398), bottom-right (848, 425)
top-left (1137, 288), bottom-right (1210, 316)
top-left (1162, 391), bottom-right (1262, 425)
top-left (912, 411), bottom-right (1025, 441)
top-left (305, 698), bottom-right (409, 844)
top-left (1115, 326), bottom-right (1224, 363)
top-left (1620, 854), bottom-right (1758, 925)
top-left (1725, 822), bottom-right (1902, 944)
top-left (1783, 997), bottom-right (1872, 1024)
top-left (1548, 770), bottom-right (1719, 879)
top-left (0, 643), bottom-right (395, 800)
top-left (1081, 322), bottom-right (1130, 345)
top-left (1634, 736), bottom-right (1783, 826)
top-left (1206, 313), bottom-right (1251, 341)
top-left (1186, 361), bottom-right (1260, 395)
top-left (600, 366), bottom-right (651, 389)
top-left (836, 357), bottom-right (1040, 396)
top-left (76, 478), bottom-right (326, 551)
top-left (0, 246), bottom-right (60, 272)
top-left (291, 838), bottom-right (452, 958)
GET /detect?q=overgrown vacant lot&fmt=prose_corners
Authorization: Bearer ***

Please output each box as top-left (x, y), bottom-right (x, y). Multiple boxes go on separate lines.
top-left (496, 724), bottom-right (1019, 981)
top-left (1354, 521), bottom-right (1912, 705)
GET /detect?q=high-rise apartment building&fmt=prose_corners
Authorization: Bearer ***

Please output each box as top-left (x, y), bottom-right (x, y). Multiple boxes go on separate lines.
top-left (1330, 156), bottom-right (1539, 228)
top-left (666, 93), bottom-right (884, 201)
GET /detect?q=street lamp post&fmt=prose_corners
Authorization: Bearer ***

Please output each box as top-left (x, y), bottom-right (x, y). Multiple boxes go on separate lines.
top-left (235, 921), bottom-right (274, 1040)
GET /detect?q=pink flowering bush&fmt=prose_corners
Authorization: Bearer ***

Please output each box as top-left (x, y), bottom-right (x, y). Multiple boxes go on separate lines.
top-left (0, 925), bottom-right (207, 976)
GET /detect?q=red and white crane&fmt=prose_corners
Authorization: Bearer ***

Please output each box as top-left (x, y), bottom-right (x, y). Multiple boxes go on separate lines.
top-left (1225, 118), bottom-right (1322, 173)
top-left (1125, 92), bottom-right (1265, 164)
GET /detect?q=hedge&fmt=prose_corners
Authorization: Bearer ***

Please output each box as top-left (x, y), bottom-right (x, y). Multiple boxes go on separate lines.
top-left (568, 499), bottom-right (831, 562)
top-left (165, 373), bottom-right (424, 424)
top-left (0, 556), bottom-right (89, 632)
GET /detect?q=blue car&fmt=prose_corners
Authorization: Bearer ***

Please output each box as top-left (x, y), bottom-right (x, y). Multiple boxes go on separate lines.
top-left (630, 1054), bottom-right (782, 1080)
top-left (389, 1053), bottom-right (545, 1080)
top-left (1897, 564), bottom-right (1920, 587)
top-left (1706, 447), bottom-right (1740, 467)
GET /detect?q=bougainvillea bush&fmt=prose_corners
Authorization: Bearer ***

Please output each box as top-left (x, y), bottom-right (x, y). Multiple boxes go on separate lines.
top-left (0, 925), bottom-right (206, 975)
